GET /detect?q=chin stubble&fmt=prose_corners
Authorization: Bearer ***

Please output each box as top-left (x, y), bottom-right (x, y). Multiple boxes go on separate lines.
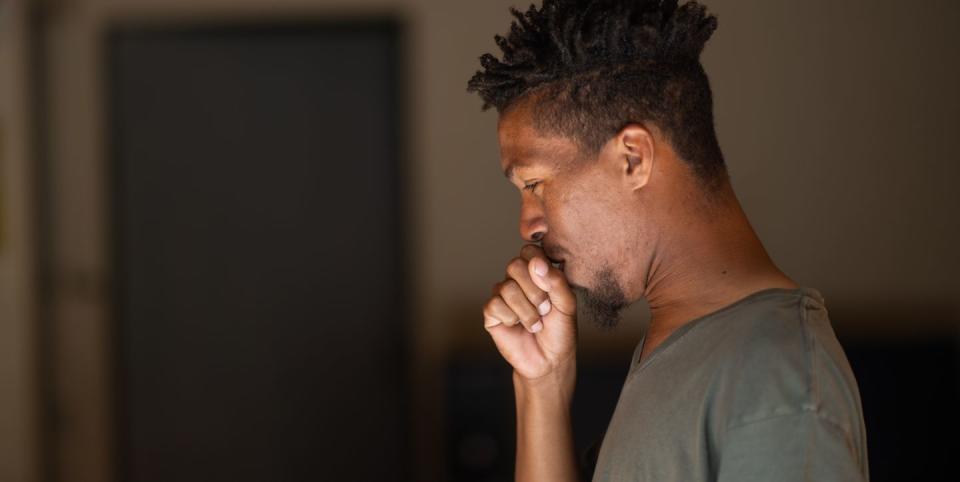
top-left (572, 266), bottom-right (628, 330)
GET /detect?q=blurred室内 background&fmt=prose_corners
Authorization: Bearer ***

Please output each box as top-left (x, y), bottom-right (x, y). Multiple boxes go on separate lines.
top-left (0, 0), bottom-right (958, 481)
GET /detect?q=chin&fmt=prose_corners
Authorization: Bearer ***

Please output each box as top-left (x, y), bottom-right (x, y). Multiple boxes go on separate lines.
top-left (560, 263), bottom-right (578, 287)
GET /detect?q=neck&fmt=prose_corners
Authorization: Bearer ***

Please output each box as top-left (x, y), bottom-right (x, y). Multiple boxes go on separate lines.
top-left (637, 185), bottom-right (797, 358)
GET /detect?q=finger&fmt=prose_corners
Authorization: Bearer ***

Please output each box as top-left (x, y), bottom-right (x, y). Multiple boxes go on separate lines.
top-left (499, 280), bottom-right (544, 333)
top-left (528, 256), bottom-right (577, 317)
top-left (519, 243), bottom-right (545, 262)
top-left (505, 257), bottom-right (551, 316)
top-left (518, 246), bottom-right (559, 314)
top-left (491, 281), bottom-right (503, 297)
top-left (483, 295), bottom-right (520, 329)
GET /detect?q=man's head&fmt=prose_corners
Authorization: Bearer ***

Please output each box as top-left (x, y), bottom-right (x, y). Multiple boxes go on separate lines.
top-left (468, 0), bottom-right (727, 328)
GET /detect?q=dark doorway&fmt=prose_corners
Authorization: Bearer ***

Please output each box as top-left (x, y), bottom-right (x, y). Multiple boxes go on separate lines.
top-left (107, 21), bottom-right (407, 482)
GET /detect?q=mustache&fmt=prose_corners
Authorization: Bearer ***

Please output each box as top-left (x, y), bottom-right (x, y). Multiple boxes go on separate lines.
top-left (539, 241), bottom-right (565, 263)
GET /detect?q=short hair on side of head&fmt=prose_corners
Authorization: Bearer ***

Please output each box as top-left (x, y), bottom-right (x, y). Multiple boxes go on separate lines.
top-left (467, 0), bottom-right (728, 190)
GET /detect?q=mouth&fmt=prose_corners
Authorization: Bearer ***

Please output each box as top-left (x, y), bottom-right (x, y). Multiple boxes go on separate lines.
top-left (542, 244), bottom-right (567, 272)
top-left (547, 256), bottom-right (566, 273)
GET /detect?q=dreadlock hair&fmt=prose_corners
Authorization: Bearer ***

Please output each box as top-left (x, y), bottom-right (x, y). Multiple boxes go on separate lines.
top-left (467, 0), bottom-right (727, 190)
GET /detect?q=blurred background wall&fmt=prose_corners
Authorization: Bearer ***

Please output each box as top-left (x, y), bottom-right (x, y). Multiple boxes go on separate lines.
top-left (1, 1), bottom-right (39, 481)
top-left (0, 0), bottom-right (957, 481)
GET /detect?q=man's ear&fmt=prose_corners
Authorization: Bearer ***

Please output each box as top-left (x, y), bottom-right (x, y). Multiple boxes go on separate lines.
top-left (618, 123), bottom-right (656, 191)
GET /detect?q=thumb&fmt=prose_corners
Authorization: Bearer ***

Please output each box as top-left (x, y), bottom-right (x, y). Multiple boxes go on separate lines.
top-left (528, 257), bottom-right (577, 317)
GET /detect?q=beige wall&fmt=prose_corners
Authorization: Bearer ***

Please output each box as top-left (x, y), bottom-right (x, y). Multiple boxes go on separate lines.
top-left (704, 0), bottom-right (960, 336)
top-left (1, 0), bottom-right (958, 481)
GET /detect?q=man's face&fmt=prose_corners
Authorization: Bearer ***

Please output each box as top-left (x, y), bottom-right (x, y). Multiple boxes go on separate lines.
top-left (497, 106), bottom-right (634, 327)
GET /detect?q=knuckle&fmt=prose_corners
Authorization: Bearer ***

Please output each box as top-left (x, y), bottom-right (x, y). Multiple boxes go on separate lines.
top-left (510, 298), bottom-right (537, 322)
top-left (483, 296), bottom-right (506, 316)
top-left (521, 244), bottom-right (543, 256)
top-left (503, 288), bottom-right (527, 307)
top-left (500, 279), bottom-right (520, 296)
top-left (528, 288), bottom-right (548, 304)
top-left (505, 257), bottom-right (527, 278)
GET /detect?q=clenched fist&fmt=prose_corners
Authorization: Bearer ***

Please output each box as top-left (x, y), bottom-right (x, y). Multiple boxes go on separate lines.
top-left (483, 244), bottom-right (578, 384)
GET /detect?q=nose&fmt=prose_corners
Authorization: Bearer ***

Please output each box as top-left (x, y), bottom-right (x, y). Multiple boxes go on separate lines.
top-left (519, 195), bottom-right (547, 243)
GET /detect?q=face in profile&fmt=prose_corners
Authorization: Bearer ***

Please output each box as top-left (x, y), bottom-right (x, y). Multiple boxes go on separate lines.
top-left (497, 105), bottom-right (632, 328)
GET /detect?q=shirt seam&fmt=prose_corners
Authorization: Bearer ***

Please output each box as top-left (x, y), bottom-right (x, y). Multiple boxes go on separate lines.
top-left (724, 406), bottom-right (851, 435)
top-left (800, 292), bottom-right (822, 417)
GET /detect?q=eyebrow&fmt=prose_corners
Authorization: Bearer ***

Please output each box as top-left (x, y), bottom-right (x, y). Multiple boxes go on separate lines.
top-left (503, 164), bottom-right (516, 181)
top-left (502, 151), bottom-right (536, 181)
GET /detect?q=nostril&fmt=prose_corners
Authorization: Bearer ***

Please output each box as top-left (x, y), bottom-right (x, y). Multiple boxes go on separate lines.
top-left (531, 231), bottom-right (544, 242)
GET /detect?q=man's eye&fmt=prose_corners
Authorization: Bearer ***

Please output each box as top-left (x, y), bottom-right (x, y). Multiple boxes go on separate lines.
top-left (523, 181), bottom-right (541, 192)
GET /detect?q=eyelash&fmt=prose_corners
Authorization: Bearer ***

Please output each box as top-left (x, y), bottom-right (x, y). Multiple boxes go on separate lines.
top-left (523, 181), bottom-right (541, 192)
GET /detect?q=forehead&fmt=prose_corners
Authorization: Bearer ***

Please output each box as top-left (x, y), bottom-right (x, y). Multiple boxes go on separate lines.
top-left (497, 107), bottom-right (581, 178)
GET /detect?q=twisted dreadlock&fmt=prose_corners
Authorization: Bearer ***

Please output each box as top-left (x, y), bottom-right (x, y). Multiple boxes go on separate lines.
top-left (467, 0), bottom-right (727, 188)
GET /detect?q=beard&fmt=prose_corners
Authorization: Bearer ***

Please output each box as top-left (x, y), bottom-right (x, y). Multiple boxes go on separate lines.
top-left (571, 266), bottom-right (628, 330)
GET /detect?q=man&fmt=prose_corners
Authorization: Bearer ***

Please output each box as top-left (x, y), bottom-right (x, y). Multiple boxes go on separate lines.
top-left (467, 1), bottom-right (869, 481)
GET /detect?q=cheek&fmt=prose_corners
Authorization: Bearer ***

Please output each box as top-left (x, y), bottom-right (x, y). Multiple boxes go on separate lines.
top-left (545, 185), bottom-right (623, 253)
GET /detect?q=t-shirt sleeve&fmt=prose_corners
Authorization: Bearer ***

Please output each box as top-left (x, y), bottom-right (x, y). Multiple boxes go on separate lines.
top-left (716, 410), bottom-right (867, 482)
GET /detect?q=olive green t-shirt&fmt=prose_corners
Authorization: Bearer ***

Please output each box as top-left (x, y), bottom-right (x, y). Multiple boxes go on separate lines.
top-left (592, 287), bottom-right (869, 482)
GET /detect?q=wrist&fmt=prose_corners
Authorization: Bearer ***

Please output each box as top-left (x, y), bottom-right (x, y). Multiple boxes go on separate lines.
top-left (513, 359), bottom-right (576, 406)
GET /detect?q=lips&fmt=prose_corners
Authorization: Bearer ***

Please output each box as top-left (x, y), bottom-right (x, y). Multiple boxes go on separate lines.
top-left (543, 246), bottom-right (566, 272)
top-left (542, 243), bottom-right (567, 272)
top-left (546, 255), bottom-right (566, 272)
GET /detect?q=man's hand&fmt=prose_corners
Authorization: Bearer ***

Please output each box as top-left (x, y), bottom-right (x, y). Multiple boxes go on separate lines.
top-left (483, 244), bottom-right (578, 384)
top-left (484, 244), bottom-right (582, 482)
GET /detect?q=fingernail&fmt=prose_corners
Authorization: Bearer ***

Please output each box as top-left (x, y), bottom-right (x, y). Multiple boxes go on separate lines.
top-left (530, 320), bottom-right (543, 333)
top-left (538, 299), bottom-right (551, 315)
top-left (533, 258), bottom-right (548, 277)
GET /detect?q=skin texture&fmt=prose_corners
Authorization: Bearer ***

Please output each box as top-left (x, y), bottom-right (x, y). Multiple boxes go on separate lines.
top-left (482, 98), bottom-right (798, 482)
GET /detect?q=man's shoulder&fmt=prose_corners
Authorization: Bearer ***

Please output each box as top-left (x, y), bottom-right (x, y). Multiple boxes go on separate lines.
top-left (697, 287), bottom-right (863, 434)
top-left (695, 287), bottom-right (820, 373)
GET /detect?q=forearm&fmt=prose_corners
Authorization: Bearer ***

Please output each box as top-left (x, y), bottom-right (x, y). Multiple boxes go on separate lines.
top-left (513, 364), bottom-right (579, 482)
